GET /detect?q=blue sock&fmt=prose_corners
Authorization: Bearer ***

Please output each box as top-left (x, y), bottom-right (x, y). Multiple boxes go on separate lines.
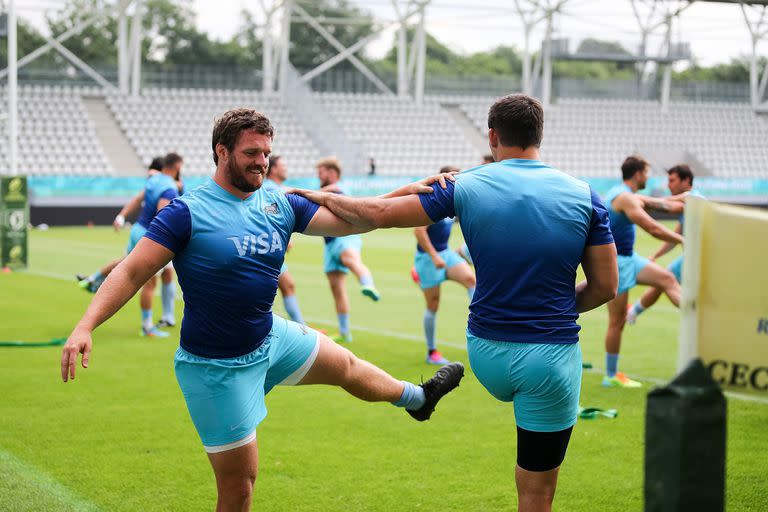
top-left (424, 309), bottom-right (437, 352)
top-left (606, 353), bottom-right (619, 378)
top-left (338, 313), bottom-right (351, 338)
top-left (283, 295), bottom-right (304, 324)
top-left (359, 274), bottom-right (374, 287)
top-left (141, 309), bottom-right (153, 329)
top-left (467, 286), bottom-right (475, 301)
top-left (161, 283), bottom-right (175, 321)
top-left (391, 381), bottom-right (426, 410)
top-left (89, 270), bottom-right (103, 282)
top-left (631, 301), bottom-right (645, 316)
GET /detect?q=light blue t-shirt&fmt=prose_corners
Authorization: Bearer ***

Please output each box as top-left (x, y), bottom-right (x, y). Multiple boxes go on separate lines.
top-left (144, 178), bottom-right (319, 358)
top-left (418, 159), bottom-right (614, 345)
top-left (136, 173), bottom-right (178, 228)
top-left (604, 184), bottom-right (635, 256)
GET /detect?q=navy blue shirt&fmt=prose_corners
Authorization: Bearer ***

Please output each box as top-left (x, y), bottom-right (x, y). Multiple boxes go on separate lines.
top-left (417, 217), bottom-right (454, 253)
top-left (418, 159), bottom-right (614, 344)
top-left (145, 178), bottom-right (319, 358)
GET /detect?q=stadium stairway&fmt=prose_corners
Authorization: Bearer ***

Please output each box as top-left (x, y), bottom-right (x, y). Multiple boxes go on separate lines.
top-left (81, 96), bottom-right (143, 175)
top-left (440, 102), bottom-right (488, 155)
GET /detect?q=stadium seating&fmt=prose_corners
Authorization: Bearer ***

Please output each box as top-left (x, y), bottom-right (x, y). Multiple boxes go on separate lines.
top-left (0, 85), bottom-right (112, 175)
top-left (1, 86), bottom-right (766, 179)
top-left (454, 96), bottom-right (768, 178)
top-left (318, 93), bottom-right (480, 174)
top-left (106, 88), bottom-right (322, 176)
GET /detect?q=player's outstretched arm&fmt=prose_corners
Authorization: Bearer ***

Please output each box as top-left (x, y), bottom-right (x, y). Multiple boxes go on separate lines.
top-left (651, 222), bottom-right (683, 260)
top-left (576, 243), bottom-right (618, 313)
top-left (305, 193), bottom-right (433, 230)
top-left (293, 174), bottom-right (451, 230)
top-left (61, 239), bottom-right (174, 382)
top-left (621, 195), bottom-right (684, 244)
top-left (414, 226), bottom-right (445, 268)
top-left (114, 190), bottom-right (145, 231)
top-left (639, 195), bottom-right (686, 215)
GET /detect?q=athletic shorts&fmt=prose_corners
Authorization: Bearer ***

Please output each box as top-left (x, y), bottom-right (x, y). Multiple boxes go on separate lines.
top-left (126, 222), bottom-right (147, 254)
top-left (668, 255), bottom-right (683, 282)
top-left (323, 235), bottom-right (363, 274)
top-left (617, 252), bottom-right (650, 295)
top-left (414, 249), bottom-right (465, 289)
top-left (174, 314), bottom-right (320, 452)
top-left (467, 333), bottom-right (582, 432)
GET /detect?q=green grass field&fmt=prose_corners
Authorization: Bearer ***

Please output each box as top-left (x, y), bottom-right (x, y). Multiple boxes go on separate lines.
top-left (0, 225), bottom-right (766, 511)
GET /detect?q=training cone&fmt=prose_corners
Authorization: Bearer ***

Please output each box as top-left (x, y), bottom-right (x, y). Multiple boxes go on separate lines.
top-left (1, 267), bottom-right (11, 273)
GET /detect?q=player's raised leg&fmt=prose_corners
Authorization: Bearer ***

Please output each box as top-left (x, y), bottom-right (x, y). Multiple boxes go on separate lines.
top-left (339, 247), bottom-right (380, 302)
top-left (299, 333), bottom-right (465, 420)
top-left (207, 441), bottom-right (259, 512)
top-left (446, 260), bottom-right (476, 300)
top-left (327, 271), bottom-right (352, 342)
top-left (636, 262), bottom-right (680, 306)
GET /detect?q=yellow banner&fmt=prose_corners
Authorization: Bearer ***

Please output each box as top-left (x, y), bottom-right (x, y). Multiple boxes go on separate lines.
top-left (678, 198), bottom-right (768, 394)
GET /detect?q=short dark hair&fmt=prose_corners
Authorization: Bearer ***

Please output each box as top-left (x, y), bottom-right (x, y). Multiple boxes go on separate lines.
top-left (212, 108), bottom-right (274, 165)
top-left (440, 165), bottom-right (460, 174)
top-left (621, 155), bottom-right (649, 180)
top-left (482, 154), bottom-right (494, 164)
top-left (667, 164), bottom-right (694, 185)
top-left (487, 94), bottom-right (544, 149)
top-left (267, 154), bottom-right (282, 176)
top-left (148, 156), bottom-right (164, 171)
top-left (163, 152), bottom-right (183, 168)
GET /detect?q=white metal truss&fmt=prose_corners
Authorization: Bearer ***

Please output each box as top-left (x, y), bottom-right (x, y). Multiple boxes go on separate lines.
top-left (630, 0), bottom-right (694, 112)
top-left (512, 0), bottom-right (569, 107)
top-left (739, 1), bottom-right (768, 108)
top-left (1, 0), bottom-right (137, 93)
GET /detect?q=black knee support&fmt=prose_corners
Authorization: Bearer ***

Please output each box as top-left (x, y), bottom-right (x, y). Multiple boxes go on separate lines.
top-left (516, 425), bottom-right (573, 472)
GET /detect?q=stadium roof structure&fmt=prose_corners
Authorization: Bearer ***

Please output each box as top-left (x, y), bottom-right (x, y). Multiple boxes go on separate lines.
top-left (2, 0), bottom-right (768, 176)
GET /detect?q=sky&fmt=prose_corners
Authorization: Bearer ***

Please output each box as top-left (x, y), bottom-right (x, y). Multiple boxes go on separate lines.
top-left (17, 0), bottom-right (766, 67)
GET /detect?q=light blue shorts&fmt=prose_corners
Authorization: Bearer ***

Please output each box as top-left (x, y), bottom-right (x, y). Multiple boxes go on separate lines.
top-left (414, 249), bottom-right (465, 289)
top-left (126, 222), bottom-right (147, 254)
top-left (323, 235), bottom-right (363, 274)
top-left (174, 314), bottom-right (320, 452)
top-left (617, 252), bottom-right (650, 295)
top-left (668, 255), bottom-right (683, 282)
top-left (467, 333), bottom-right (582, 432)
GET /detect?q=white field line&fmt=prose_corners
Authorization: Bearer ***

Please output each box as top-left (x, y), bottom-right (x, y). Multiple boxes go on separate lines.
top-left (0, 449), bottom-right (100, 511)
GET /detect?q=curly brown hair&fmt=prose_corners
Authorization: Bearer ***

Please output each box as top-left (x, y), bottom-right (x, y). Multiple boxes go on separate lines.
top-left (212, 108), bottom-right (274, 165)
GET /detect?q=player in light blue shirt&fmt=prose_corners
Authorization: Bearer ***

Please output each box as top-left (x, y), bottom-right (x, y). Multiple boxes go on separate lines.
top-left (627, 164), bottom-right (703, 324)
top-left (413, 165), bottom-right (475, 365)
top-left (600, 156), bottom-right (685, 388)
top-left (292, 94), bottom-right (618, 512)
top-left (264, 154), bottom-right (306, 325)
top-left (60, 109), bottom-right (464, 511)
top-left (76, 154), bottom-right (184, 335)
top-left (316, 157), bottom-right (380, 343)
